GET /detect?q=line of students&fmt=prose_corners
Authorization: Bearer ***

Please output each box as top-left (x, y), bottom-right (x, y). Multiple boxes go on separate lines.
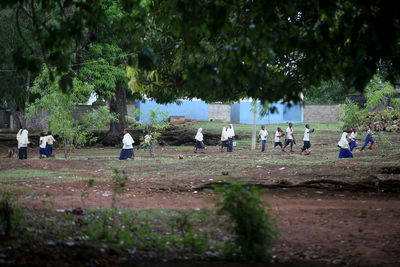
top-left (16, 129), bottom-right (56, 159)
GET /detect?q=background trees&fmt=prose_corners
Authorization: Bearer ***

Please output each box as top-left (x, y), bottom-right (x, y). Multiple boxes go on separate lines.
top-left (1, 0), bottom-right (400, 138)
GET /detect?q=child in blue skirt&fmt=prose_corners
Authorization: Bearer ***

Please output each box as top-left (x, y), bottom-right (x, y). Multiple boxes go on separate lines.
top-left (220, 127), bottom-right (229, 152)
top-left (360, 126), bottom-right (375, 151)
top-left (39, 132), bottom-right (47, 159)
top-left (194, 128), bottom-right (205, 153)
top-left (45, 131), bottom-right (56, 157)
top-left (349, 129), bottom-right (358, 151)
top-left (226, 124), bottom-right (235, 152)
top-left (17, 128), bottom-right (29, 159)
top-left (119, 129), bottom-right (134, 160)
top-left (338, 130), bottom-right (353, 158)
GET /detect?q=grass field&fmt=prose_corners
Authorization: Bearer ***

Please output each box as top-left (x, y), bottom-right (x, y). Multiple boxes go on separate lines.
top-left (1, 121), bottom-right (400, 266)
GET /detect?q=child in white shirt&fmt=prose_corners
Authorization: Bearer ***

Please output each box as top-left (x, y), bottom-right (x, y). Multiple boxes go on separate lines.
top-left (39, 132), bottom-right (47, 159)
top-left (301, 124), bottom-right (314, 152)
top-left (258, 125), bottom-right (268, 152)
top-left (274, 127), bottom-right (285, 151)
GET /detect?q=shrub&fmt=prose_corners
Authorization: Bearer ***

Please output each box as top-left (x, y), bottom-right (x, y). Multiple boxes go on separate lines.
top-left (212, 179), bottom-right (277, 262)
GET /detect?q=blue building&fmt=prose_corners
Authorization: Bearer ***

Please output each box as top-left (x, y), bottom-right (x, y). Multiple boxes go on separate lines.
top-left (133, 99), bottom-right (303, 125)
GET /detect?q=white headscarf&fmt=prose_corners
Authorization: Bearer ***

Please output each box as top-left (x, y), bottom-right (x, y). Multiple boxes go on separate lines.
top-left (227, 124), bottom-right (235, 137)
top-left (17, 129), bottom-right (29, 148)
top-left (221, 127), bottom-right (228, 141)
top-left (195, 128), bottom-right (203, 141)
top-left (122, 132), bottom-right (134, 149)
top-left (338, 132), bottom-right (349, 149)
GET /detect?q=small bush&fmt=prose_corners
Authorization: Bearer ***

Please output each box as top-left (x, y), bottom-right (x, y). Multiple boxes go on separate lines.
top-left (212, 179), bottom-right (277, 262)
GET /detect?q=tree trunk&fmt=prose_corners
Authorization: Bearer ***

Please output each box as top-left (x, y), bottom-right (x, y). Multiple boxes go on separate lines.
top-left (251, 104), bottom-right (257, 151)
top-left (101, 84), bottom-right (128, 146)
top-left (10, 107), bottom-right (22, 130)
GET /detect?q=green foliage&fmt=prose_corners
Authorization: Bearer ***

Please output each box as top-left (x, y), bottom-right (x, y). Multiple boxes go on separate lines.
top-left (87, 179), bottom-right (95, 187)
top-left (212, 179), bottom-right (276, 262)
top-left (338, 99), bottom-right (368, 129)
top-left (128, 107), bottom-right (170, 146)
top-left (27, 67), bottom-right (116, 158)
top-left (365, 75), bottom-right (398, 110)
top-left (304, 80), bottom-right (357, 104)
top-left (0, 193), bottom-right (22, 239)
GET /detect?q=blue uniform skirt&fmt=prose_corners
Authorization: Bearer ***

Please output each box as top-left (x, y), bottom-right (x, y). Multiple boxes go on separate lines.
top-left (39, 147), bottom-right (47, 156)
top-left (46, 144), bottom-right (53, 157)
top-left (119, 148), bottom-right (134, 160)
top-left (349, 140), bottom-right (357, 151)
top-left (338, 148), bottom-right (353, 158)
top-left (195, 141), bottom-right (205, 149)
top-left (19, 147), bottom-right (27, 159)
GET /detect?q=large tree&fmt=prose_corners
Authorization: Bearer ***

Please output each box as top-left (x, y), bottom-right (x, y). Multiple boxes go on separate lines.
top-left (2, 0), bottom-right (400, 106)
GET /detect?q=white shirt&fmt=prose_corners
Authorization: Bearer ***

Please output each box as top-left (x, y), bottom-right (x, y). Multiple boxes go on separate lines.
top-left (195, 128), bottom-right (203, 142)
top-left (303, 129), bottom-right (310, 141)
top-left (349, 132), bottom-right (357, 141)
top-left (367, 129), bottom-right (373, 136)
top-left (286, 127), bottom-right (293, 140)
top-left (221, 128), bottom-right (228, 141)
top-left (259, 129), bottom-right (268, 140)
top-left (46, 135), bottom-right (56, 145)
top-left (227, 126), bottom-right (235, 138)
top-left (274, 131), bottom-right (282, 142)
top-left (17, 129), bottom-right (29, 148)
top-left (122, 133), bottom-right (134, 149)
top-left (338, 132), bottom-right (349, 149)
top-left (39, 136), bottom-right (47, 148)
top-left (144, 134), bottom-right (151, 144)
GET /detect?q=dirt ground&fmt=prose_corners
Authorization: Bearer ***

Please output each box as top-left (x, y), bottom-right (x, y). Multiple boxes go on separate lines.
top-left (1, 140), bottom-right (400, 266)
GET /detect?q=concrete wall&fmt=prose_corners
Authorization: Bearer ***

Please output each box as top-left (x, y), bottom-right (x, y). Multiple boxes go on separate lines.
top-left (9, 105), bottom-right (103, 130)
top-left (303, 104), bottom-right (340, 124)
top-left (209, 103), bottom-right (231, 122)
top-left (10, 109), bottom-right (50, 130)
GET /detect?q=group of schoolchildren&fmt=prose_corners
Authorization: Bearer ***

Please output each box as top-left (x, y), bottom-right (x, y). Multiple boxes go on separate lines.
top-left (16, 129), bottom-right (56, 159)
top-left (337, 126), bottom-right (375, 158)
top-left (119, 129), bottom-right (153, 160)
top-left (210, 122), bottom-right (373, 158)
top-left (16, 124), bottom-right (376, 160)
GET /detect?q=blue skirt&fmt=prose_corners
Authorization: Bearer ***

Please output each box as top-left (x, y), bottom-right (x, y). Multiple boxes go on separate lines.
top-left (46, 144), bottom-right (53, 157)
top-left (195, 141), bottom-right (205, 149)
top-left (39, 147), bottom-right (47, 156)
top-left (119, 148), bottom-right (134, 160)
top-left (349, 140), bottom-right (357, 151)
top-left (338, 148), bottom-right (353, 158)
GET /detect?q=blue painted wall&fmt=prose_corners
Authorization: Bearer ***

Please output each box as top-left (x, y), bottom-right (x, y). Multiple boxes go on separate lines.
top-left (136, 100), bottom-right (209, 122)
top-left (136, 99), bottom-right (303, 124)
top-left (230, 103), bottom-right (241, 123)
top-left (234, 101), bottom-right (302, 125)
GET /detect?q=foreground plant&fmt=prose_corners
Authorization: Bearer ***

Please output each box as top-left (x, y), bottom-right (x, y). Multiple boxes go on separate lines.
top-left (212, 179), bottom-right (277, 262)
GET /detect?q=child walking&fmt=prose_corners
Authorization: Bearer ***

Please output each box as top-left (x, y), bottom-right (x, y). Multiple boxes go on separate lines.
top-left (226, 124), bottom-right (235, 152)
top-left (119, 129), bottom-right (135, 160)
top-left (258, 125), bottom-right (268, 152)
top-left (338, 130), bottom-right (353, 158)
top-left (283, 122), bottom-right (295, 152)
top-left (349, 129), bottom-right (358, 151)
top-left (194, 128), bottom-right (205, 153)
top-left (301, 124), bottom-right (314, 153)
top-left (39, 132), bottom-right (47, 159)
top-left (274, 127), bottom-right (285, 151)
top-left (360, 126), bottom-right (375, 151)
top-left (139, 131), bottom-right (154, 157)
top-left (45, 131), bottom-right (56, 157)
top-left (220, 127), bottom-right (229, 152)
top-left (16, 128), bottom-right (29, 159)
